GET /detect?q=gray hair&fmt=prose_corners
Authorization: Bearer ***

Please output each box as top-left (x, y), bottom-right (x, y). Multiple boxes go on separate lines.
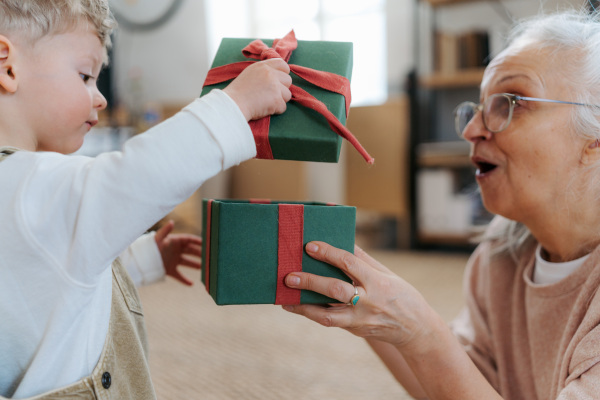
top-left (484, 8), bottom-right (600, 259)
top-left (0, 0), bottom-right (116, 51)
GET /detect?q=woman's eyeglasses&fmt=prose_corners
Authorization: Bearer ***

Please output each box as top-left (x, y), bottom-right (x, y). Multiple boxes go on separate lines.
top-left (454, 93), bottom-right (600, 138)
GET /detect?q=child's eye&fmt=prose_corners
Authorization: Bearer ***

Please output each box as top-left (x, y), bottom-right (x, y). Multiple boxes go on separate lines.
top-left (79, 73), bottom-right (91, 83)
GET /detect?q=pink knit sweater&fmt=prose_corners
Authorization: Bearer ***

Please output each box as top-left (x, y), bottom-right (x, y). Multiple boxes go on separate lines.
top-left (452, 237), bottom-right (600, 399)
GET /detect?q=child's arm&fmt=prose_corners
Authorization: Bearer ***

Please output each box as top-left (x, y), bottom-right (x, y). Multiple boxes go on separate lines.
top-left (11, 59), bottom-right (292, 286)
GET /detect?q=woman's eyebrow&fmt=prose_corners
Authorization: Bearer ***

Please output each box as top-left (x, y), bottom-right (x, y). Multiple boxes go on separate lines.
top-left (497, 73), bottom-right (532, 85)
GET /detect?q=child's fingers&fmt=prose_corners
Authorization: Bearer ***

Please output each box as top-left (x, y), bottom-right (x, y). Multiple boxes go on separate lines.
top-left (262, 57), bottom-right (291, 75)
top-left (171, 233), bottom-right (202, 245)
top-left (154, 220), bottom-right (174, 243)
top-left (184, 243), bottom-right (202, 258)
top-left (169, 268), bottom-right (194, 286)
top-left (278, 85), bottom-right (292, 112)
top-left (179, 255), bottom-right (202, 270)
top-left (175, 274), bottom-right (194, 286)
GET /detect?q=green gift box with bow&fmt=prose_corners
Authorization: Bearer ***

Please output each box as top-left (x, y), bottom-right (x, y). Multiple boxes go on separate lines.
top-left (201, 199), bottom-right (355, 305)
top-left (200, 31), bottom-right (373, 164)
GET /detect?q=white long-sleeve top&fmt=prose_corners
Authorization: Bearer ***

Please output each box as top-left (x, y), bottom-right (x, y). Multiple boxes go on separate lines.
top-left (0, 90), bottom-right (256, 398)
top-left (119, 231), bottom-right (165, 287)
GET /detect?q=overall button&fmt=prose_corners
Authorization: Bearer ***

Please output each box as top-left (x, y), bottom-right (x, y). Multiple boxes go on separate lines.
top-left (101, 372), bottom-right (111, 389)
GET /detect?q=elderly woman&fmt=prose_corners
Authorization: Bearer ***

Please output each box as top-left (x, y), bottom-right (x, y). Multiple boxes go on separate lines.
top-left (283, 9), bottom-right (600, 400)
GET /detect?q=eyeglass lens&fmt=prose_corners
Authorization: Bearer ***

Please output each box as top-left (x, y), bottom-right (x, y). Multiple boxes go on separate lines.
top-left (485, 95), bottom-right (511, 133)
top-left (456, 94), bottom-right (512, 137)
top-left (455, 103), bottom-right (476, 137)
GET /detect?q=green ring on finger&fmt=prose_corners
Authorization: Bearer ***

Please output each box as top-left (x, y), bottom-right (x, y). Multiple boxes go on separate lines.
top-left (347, 285), bottom-right (360, 306)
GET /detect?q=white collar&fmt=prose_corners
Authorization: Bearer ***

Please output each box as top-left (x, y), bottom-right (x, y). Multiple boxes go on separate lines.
top-left (533, 244), bottom-right (590, 285)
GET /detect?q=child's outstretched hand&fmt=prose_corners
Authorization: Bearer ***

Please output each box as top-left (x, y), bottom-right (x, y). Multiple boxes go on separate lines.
top-left (154, 220), bottom-right (203, 286)
top-left (223, 58), bottom-right (292, 121)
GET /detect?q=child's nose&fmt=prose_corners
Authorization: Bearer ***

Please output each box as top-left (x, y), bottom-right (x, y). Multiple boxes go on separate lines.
top-left (94, 89), bottom-right (107, 111)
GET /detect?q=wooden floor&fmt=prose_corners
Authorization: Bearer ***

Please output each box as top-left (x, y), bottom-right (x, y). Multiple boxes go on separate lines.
top-left (138, 247), bottom-right (469, 400)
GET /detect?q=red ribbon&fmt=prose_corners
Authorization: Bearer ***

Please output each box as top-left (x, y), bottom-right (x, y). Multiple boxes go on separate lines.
top-left (203, 30), bottom-right (374, 164)
top-left (249, 198), bottom-right (272, 204)
top-left (203, 199), bottom-right (214, 292)
top-left (276, 204), bottom-right (304, 305)
top-left (251, 199), bottom-right (303, 304)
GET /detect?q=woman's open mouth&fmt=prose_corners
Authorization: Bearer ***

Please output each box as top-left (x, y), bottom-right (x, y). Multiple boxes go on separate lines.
top-left (477, 161), bottom-right (497, 174)
top-left (472, 157), bottom-right (498, 177)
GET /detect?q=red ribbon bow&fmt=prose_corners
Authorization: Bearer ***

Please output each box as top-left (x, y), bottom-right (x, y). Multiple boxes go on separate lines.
top-left (203, 30), bottom-right (374, 164)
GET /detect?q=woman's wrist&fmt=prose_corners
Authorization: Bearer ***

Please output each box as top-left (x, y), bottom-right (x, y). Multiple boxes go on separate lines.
top-left (394, 304), bottom-right (449, 355)
top-left (397, 313), bottom-right (501, 400)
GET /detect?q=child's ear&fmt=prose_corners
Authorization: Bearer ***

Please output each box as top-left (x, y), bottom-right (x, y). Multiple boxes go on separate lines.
top-left (582, 138), bottom-right (600, 165)
top-left (0, 35), bottom-right (18, 93)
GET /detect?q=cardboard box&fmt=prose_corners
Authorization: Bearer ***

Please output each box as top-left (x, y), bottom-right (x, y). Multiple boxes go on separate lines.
top-left (201, 199), bottom-right (355, 305)
top-left (201, 34), bottom-right (353, 163)
top-left (345, 97), bottom-right (409, 218)
top-left (229, 159), bottom-right (307, 201)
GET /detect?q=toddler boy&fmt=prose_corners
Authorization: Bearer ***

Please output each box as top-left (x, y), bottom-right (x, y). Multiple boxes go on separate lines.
top-left (0, 0), bottom-right (291, 398)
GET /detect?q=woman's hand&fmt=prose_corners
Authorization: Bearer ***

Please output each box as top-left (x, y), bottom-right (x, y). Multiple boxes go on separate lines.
top-left (282, 241), bottom-right (503, 400)
top-left (282, 241), bottom-right (439, 348)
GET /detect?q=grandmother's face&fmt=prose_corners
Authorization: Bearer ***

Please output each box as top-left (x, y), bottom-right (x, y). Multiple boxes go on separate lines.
top-left (463, 44), bottom-right (587, 224)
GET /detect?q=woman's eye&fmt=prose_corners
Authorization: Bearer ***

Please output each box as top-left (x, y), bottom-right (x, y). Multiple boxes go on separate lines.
top-left (514, 99), bottom-right (527, 108)
top-left (79, 73), bottom-right (91, 83)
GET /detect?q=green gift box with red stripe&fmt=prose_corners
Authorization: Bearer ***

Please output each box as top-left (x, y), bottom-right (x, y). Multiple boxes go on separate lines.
top-left (200, 30), bottom-right (373, 164)
top-left (201, 199), bottom-right (355, 305)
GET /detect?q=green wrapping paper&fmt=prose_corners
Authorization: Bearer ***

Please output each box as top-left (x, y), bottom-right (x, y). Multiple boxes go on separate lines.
top-left (201, 199), bottom-right (356, 305)
top-left (200, 36), bottom-right (353, 163)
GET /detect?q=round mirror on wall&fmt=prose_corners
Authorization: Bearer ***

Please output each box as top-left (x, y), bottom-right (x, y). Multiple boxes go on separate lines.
top-left (109, 0), bottom-right (184, 31)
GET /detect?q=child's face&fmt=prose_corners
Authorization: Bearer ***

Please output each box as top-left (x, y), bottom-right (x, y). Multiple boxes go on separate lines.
top-left (17, 23), bottom-right (107, 154)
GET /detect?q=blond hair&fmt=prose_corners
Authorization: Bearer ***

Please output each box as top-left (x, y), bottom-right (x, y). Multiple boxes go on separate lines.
top-left (0, 0), bottom-right (115, 50)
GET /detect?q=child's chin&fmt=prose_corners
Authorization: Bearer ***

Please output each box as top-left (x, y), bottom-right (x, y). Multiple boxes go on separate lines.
top-left (64, 141), bottom-right (85, 155)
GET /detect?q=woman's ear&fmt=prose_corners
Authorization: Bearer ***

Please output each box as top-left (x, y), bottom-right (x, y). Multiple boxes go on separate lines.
top-left (582, 138), bottom-right (600, 165)
top-left (0, 35), bottom-right (18, 93)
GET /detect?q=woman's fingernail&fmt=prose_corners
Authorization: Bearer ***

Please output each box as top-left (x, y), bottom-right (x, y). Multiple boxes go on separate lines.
top-left (286, 274), bottom-right (300, 287)
top-left (306, 243), bottom-right (318, 253)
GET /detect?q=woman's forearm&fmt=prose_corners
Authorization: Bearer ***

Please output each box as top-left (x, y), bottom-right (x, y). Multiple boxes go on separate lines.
top-left (367, 338), bottom-right (428, 399)
top-left (399, 313), bottom-right (502, 400)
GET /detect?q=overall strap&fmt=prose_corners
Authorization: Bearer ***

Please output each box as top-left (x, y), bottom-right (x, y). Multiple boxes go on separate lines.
top-left (0, 146), bottom-right (20, 161)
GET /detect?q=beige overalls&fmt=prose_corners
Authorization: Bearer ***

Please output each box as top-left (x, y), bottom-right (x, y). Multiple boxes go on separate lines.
top-left (0, 148), bottom-right (157, 399)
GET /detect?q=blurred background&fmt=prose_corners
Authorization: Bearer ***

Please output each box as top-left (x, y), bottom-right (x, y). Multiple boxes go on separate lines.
top-left (82, 1), bottom-right (596, 398)
top-left (83, 0), bottom-right (591, 252)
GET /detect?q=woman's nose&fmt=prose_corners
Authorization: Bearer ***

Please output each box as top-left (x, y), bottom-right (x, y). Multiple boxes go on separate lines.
top-left (462, 112), bottom-right (492, 143)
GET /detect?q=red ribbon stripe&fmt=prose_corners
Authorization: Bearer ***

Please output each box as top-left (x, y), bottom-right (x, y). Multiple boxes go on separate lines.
top-left (204, 199), bottom-right (214, 292)
top-left (276, 204), bottom-right (304, 305)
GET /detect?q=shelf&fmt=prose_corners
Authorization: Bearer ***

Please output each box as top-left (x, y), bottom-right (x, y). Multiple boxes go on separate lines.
top-left (417, 141), bottom-right (472, 168)
top-left (425, 0), bottom-right (491, 7)
top-left (420, 68), bottom-right (485, 89)
top-left (410, 0), bottom-right (491, 250)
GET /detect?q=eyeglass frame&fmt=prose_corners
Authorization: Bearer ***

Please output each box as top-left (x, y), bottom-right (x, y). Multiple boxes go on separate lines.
top-left (453, 93), bottom-right (600, 138)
